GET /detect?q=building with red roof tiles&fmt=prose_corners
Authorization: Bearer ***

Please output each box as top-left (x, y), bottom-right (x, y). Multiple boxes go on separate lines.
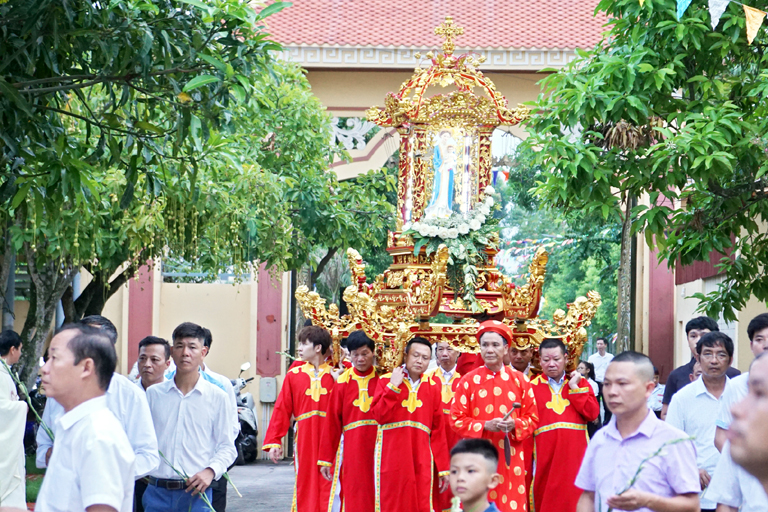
top-left (262, 1), bottom-right (605, 179)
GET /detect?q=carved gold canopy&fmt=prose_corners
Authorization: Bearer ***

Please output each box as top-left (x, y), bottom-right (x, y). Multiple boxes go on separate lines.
top-left (296, 18), bottom-right (601, 374)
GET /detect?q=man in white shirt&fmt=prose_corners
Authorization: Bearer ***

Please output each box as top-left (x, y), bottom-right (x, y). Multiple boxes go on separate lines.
top-left (729, 352), bottom-right (768, 496)
top-left (200, 328), bottom-right (239, 512)
top-left (0, 331), bottom-right (27, 509)
top-left (713, 313), bottom-right (768, 451)
top-left (136, 336), bottom-right (171, 392)
top-left (134, 336), bottom-right (171, 512)
top-left (36, 316), bottom-right (159, 480)
top-left (144, 322), bottom-right (236, 512)
top-left (666, 332), bottom-right (734, 512)
top-left (34, 324), bottom-right (136, 512)
top-left (588, 337), bottom-right (614, 422)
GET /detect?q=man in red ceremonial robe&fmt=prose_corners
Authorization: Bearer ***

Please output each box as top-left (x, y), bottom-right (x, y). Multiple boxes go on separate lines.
top-left (451, 320), bottom-right (539, 512)
top-left (263, 326), bottom-right (336, 512)
top-left (427, 340), bottom-right (462, 512)
top-left (371, 337), bottom-right (451, 512)
top-left (318, 330), bottom-right (380, 512)
top-left (529, 338), bottom-right (599, 512)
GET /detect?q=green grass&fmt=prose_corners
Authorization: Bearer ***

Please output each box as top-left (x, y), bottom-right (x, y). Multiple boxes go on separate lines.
top-left (25, 453), bottom-right (45, 503)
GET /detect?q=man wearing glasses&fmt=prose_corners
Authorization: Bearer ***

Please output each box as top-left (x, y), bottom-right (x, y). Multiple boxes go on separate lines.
top-left (666, 332), bottom-right (734, 512)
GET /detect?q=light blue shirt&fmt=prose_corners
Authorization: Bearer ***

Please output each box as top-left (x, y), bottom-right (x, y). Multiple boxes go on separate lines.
top-left (548, 373), bottom-right (566, 393)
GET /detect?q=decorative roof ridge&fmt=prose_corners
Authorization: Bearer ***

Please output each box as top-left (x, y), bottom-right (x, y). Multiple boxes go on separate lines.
top-left (280, 43), bottom-right (585, 52)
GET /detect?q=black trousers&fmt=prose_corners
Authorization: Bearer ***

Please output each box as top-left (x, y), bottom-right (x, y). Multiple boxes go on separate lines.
top-left (211, 476), bottom-right (227, 512)
top-left (134, 477), bottom-right (148, 512)
top-left (597, 381), bottom-right (612, 424)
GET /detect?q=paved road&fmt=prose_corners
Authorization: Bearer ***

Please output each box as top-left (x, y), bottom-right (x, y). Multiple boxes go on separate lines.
top-left (226, 460), bottom-right (295, 512)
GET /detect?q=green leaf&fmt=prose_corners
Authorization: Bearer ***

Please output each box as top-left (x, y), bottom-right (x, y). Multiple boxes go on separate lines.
top-left (177, 0), bottom-right (211, 13)
top-left (11, 182), bottom-right (32, 209)
top-left (257, 1), bottom-right (292, 20)
top-left (183, 75), bottom-right (221, 92)
top-left (199, 54), bottom-right (227, 72)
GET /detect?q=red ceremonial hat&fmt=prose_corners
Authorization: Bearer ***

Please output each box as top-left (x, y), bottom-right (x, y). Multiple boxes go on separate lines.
top-left (477, 320), bottom-right (514, 344)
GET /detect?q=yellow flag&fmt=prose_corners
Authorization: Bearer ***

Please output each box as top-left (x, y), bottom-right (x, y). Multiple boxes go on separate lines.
top-left (744, 5), bottom-right (767, 45)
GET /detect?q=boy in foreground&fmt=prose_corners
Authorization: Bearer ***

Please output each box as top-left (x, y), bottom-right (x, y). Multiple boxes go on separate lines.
top-left (449, 439), bottom-right (502, 512)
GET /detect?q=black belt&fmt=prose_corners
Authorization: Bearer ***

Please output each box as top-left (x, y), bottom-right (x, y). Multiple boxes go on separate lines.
top-left (147, 476), bottom-right (186, 490)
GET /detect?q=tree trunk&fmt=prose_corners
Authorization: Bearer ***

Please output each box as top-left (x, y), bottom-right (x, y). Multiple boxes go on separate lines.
top-left (310, 247), bottom-right (338, 290)
top-left (61, 265), bottom-right (135, 323)
top-left (18, 242), bottom-right (77, 388)
top-left (615, 196), bottom-right (635, 353)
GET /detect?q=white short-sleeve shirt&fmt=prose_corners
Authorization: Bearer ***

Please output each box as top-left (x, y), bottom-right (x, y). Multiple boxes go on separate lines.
top-left (36, 373), bottom-right (159, 477)
top-left (666, 376), bottom-right (730, 509)
top-left (36, 396), bottom-right (135, 512)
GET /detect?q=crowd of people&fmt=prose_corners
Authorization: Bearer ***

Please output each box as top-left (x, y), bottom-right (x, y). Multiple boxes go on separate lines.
top-left (0, 313), bottom-right (767, 512)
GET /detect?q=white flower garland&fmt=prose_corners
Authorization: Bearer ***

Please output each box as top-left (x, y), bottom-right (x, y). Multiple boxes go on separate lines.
top-left (403, 185), bottom-right (496, 239)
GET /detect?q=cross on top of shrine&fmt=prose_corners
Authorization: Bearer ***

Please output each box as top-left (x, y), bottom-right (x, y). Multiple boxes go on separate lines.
top-left (434, 16), bottom-right (464, 55)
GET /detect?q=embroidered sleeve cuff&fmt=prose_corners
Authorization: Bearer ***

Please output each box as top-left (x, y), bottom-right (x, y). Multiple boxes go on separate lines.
top-left (387, 383), bottom-right (401, 393)
top-left (438, 470), bottom-right (450, 477)
top-left (262, 443), bottom-right (281, 450)
top-left (317, 460), bottom-right (332, 467)
top-left (569, 387), bottom-right (590, 394)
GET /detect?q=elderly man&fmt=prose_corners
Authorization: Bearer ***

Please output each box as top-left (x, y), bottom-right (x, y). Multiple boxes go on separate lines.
top-left (371, 337), bottom-right (450, 512)
top-left (37, 325), bottom-right (136, 512)
top-left (427, 339), bottom-right (462, 511)
top-left (575, 351), bottom-right (700, 512)
top-left (451, 320), bottom-right (539, 512)
top-left (0, 331), bottom-right (27, 509)
top-left (530, 338), bottom-right (599, 512)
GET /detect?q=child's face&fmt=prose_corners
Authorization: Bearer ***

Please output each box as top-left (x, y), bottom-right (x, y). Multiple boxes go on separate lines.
top-left (449, 453), bottom-right (499, 504)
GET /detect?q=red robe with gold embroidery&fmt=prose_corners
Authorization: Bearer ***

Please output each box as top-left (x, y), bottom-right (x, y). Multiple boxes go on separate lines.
top-left (318, 367), bottom-right (380, 512)
top-left (451, 365), bottom-right (539, 512)
top-left (529, 374), bottom-right (599, 512)
top-left (427, 366), bottom-right (462, 512)
top-left (371, 370), bottom-right (451, 512)
top-left (263, 362), bottom-right (335, 512)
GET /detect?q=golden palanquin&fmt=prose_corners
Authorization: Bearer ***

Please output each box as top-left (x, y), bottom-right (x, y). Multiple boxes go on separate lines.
top-left (296, 17), bottom-right (601, 373)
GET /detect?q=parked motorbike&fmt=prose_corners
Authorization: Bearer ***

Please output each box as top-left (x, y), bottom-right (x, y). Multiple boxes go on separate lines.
top-left (232, 362), bottom-right (259, 465)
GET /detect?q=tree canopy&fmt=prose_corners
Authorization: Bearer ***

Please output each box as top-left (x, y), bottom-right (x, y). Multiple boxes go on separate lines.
top-left (521, 0), bottom-right (768, 321)
top-left (0, 0), bottom-right (394, 383)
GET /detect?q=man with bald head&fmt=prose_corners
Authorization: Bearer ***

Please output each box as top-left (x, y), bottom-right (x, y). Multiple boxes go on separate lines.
top-left (451, 321), bottom-right (539, 512)
top-left (575, 351), bottom-right (700, 512)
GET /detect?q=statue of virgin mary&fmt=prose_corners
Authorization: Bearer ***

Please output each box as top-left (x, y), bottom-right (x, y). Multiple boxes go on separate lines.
top-left (423, 130), bottom-right (456, 220)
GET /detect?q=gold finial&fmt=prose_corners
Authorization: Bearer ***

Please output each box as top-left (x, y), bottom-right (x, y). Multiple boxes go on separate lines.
top-left (434, 16), bottom-right (464, 56)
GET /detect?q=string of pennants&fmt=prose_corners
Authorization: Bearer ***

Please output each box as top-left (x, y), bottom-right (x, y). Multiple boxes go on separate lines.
top-left (642, 0), bottom-right (767, 44)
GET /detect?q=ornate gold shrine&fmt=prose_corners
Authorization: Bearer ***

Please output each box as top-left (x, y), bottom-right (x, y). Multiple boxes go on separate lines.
top-left (295, 17), bottom-right (602, 373)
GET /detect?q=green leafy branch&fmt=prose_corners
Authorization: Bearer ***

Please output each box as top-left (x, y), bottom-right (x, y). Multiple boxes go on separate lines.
top-left (157, 451), bottom-right (216, 512)
top-left (605, 436), bottom-right (694, 512)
